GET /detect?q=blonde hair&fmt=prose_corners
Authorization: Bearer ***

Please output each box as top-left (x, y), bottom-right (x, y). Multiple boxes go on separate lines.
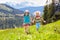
top-left (34, 11), bottom-right (41, 16)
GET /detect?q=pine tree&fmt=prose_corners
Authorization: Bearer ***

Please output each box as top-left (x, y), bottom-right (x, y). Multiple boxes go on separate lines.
top-left (43, 0), bottom-right (60, 23)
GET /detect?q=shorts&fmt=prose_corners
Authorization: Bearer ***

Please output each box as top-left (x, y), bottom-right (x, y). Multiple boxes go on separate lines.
top-left (36, 22), bottom-right (40, 29)
top-left (23, 24), bottom-right (30, 28)
top-left (23, 23), bottom-right (30, 28)
top-left (24, 24), bottom-right (30, 26)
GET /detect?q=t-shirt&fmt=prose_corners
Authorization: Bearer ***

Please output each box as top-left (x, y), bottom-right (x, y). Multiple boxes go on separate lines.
top-left (24, 15), bottom-right (30, 24)
top-left (35, 16), bottom-right (41, 23)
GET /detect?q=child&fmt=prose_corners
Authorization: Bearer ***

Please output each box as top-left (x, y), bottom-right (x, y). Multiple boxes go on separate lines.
top-left (34, 11), bottom-right (46, 32)
top-left (23, 10), bottom-right (31, 34)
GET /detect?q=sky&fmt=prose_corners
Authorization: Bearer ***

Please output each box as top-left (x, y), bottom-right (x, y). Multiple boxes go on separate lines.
top-left (0, 0), bottom-right (52, 7)
top-left (0, 0), bottom-right (52, 14)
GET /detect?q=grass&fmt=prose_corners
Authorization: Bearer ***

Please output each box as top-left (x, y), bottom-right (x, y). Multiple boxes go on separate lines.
top-left (0, 20), bottom-right (60, 40)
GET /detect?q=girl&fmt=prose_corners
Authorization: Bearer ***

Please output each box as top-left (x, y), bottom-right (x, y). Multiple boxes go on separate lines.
top-left (23, 10), bottom-right (31, 34)
top-left (34, 11), bottom-right (46, 32)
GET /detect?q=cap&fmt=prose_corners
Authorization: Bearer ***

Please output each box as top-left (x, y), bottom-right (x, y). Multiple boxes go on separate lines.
top-left (25, 10), bottom-right (29, 12)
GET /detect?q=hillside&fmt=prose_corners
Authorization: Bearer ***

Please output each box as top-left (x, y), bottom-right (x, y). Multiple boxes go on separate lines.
top-left (0, 4), bottom-right (24, 15)
top-left (0, 4), bottom-right (24, 29)
top-left (0, 20), bottom-right (60, 40)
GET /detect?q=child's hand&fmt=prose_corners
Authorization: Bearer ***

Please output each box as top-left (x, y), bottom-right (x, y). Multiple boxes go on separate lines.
top-left (23, 23), bottom-right (25, 26)
top-left (44, 21), bottom-right (46, 23)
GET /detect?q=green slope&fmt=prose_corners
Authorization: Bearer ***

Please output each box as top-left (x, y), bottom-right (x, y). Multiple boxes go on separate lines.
top-left (0, 20), bottom-right (60, 40)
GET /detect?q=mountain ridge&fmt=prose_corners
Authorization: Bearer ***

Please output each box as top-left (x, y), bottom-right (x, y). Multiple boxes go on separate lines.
top-left (20, 6), bottom-right (44, 14)
top-left (0, 4), bottom-right (24, 15)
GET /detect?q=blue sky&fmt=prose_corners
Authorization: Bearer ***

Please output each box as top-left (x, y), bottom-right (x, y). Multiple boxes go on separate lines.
top-left (0, 0), bottom-right (52, 8)
top-left (0, 0), bottom-right (52, 14)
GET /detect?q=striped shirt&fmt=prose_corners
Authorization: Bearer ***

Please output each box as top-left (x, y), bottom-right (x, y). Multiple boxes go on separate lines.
top-left (35, 16), bottom-right (41, 23)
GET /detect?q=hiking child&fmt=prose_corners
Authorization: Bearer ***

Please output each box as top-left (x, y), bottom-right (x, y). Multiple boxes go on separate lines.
top-left (34, 11), bottom-right (46, 32)
top-left (23, 10), bottom-right (31, 34)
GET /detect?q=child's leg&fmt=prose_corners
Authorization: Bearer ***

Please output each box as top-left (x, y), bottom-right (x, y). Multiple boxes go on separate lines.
top-left (26, 26), bottom-right (29, 33)
top-left (24, 24), bottom-right (27, 33)
top-left (26, 24), bottom-right (30, 34)
top-left (24, 24), bottom-right (30, 34)
top-left (36, 23), bottom-right (40, 31)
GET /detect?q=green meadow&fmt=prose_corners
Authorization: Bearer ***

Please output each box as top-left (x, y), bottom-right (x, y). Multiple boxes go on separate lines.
top-left (0, 20), bottom-right (60, 40)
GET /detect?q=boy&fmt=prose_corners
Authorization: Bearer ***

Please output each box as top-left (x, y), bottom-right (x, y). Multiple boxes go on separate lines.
top-left (34, 11), bottom-right (46, 32)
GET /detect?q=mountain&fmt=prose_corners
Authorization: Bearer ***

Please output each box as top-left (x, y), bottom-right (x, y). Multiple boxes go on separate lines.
top-left (0, 4), bottom-right (24, 29)
top-left (20, 6), bottom-right (44, 14)
top-left (5, 2), bottom-right (44, 14)
top-left (0, 4), bottom-right (24, 15)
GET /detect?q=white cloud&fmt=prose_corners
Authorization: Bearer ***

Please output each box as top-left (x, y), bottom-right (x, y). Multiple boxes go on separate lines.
top-left (0, 0), bottom-right (24, 3)
top-left (0, 0), bottom-right (52, 8)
